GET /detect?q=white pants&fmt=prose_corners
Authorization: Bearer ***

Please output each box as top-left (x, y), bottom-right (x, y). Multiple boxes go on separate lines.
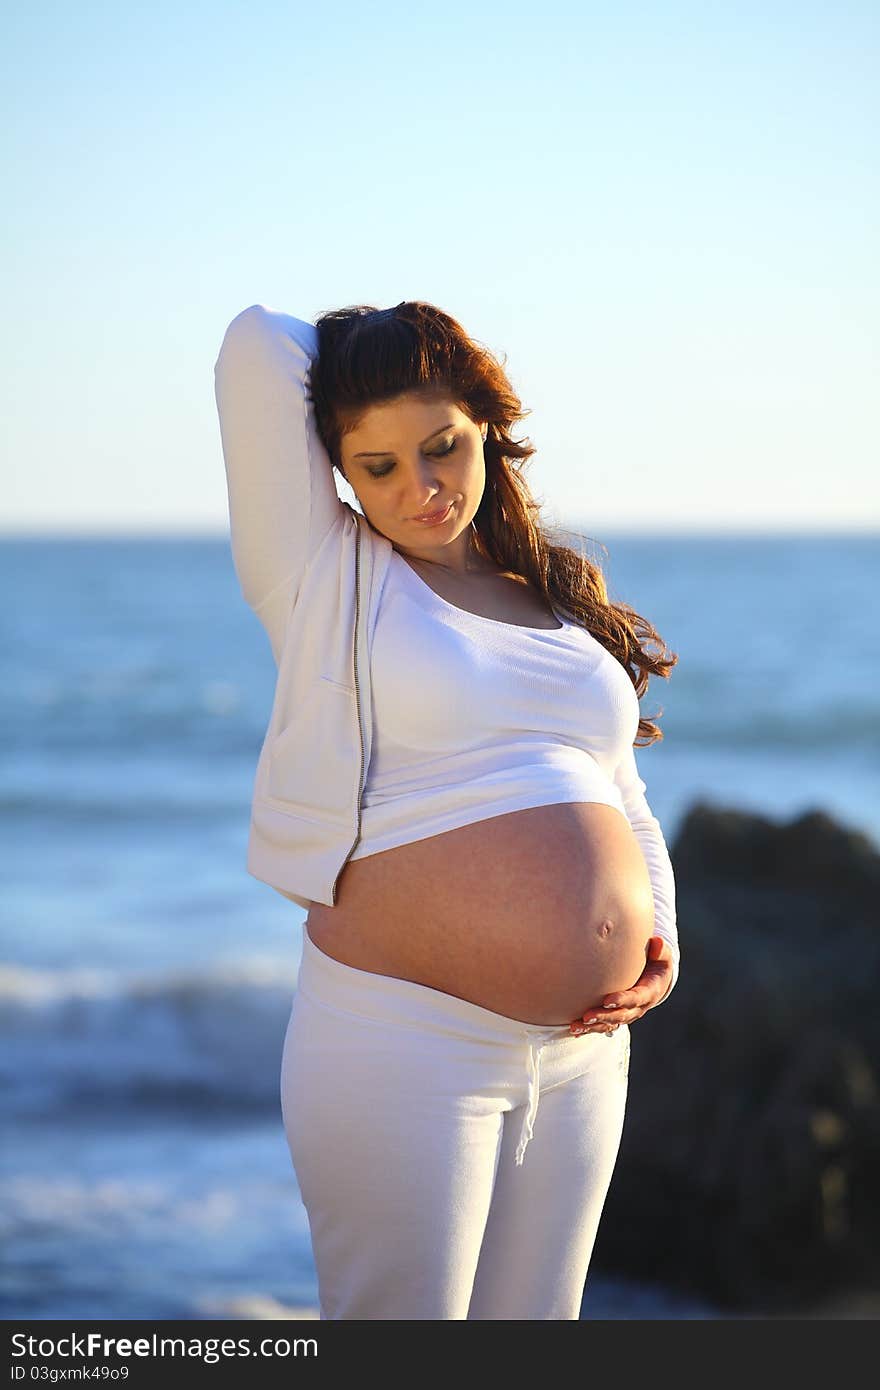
top-left (280, 924), bottom-right (630, 1320)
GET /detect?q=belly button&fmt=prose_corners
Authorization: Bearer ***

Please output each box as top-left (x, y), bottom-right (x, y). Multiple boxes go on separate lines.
top-left (596, 918), bottom-right (614, 941)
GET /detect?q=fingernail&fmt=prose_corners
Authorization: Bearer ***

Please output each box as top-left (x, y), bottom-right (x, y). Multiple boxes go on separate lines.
top-left (603, 1002), bottom-right (618, 1009)
top-left (583, 1017), bottom-right (598, 1026)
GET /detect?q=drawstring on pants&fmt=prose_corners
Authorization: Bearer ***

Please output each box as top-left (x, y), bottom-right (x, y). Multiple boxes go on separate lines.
top-left (515, 1030), bottom-right (557, 1166)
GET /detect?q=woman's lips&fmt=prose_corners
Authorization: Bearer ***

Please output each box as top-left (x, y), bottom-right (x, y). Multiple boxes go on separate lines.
top-left (411, 502), bottom-right (453, 525)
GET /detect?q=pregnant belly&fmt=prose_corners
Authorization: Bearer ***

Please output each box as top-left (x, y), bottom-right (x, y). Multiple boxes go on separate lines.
top-left (304, 801), bottom-right (655, 1025)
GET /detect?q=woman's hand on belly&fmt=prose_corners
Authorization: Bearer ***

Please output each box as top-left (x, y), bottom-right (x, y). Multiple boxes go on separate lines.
top-left (570, 935), bottom-right (674, 1036)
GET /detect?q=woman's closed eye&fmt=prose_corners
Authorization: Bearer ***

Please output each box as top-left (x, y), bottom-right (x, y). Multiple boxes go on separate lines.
top-left (366, 438), bottom-right (456, 479)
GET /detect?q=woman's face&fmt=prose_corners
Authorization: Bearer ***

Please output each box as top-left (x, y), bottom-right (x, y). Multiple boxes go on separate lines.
top-left (337, 392), bottom-right (487, 566)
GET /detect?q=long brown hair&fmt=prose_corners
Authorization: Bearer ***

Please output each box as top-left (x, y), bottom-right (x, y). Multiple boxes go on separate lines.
top-left (308, 300), bottom-right (677, 747)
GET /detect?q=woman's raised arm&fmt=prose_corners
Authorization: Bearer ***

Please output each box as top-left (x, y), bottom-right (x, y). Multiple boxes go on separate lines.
top-left (213, 303), bottom-right (345, 660)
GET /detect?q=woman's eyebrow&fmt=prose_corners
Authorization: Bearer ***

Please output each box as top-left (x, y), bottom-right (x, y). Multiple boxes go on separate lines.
top-left (354, 423), bottom-right (456, 459)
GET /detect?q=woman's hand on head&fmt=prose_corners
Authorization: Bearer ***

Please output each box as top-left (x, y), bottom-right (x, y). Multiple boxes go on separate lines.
top-left (569, 935), bottom-right (673, 1036)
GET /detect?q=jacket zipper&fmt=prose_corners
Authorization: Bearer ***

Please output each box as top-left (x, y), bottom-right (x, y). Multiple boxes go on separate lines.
top-left (331, 520), bottom-right (365, 904)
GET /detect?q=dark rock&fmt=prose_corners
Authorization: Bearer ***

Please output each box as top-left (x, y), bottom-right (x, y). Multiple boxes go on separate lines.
top-left (590, 800), bottom-right (880, 1314)
top-left (671, 801), bottom-right (880, 904)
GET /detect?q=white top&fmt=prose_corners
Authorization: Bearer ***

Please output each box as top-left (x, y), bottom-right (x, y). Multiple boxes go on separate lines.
top-left (350, 548), bottom-right (645, 860)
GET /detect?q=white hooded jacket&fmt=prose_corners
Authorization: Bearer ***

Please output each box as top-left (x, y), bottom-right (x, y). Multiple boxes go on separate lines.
top-left (213, 303), bottom-right (679, 997)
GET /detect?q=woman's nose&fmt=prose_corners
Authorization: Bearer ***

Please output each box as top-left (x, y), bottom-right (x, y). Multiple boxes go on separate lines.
top-left (411, 461), bottom-right (442, 500)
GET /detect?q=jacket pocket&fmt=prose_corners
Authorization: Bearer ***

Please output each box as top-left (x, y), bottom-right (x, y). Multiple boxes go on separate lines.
top-left (319, 673), bottom-right (355, 695)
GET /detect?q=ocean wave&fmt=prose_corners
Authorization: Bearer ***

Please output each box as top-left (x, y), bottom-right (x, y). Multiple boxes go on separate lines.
top-left (0, 957), bottom-right (298, 1119)
top-left (2, 719), bottom-right (264, 758)
top-left (0, 789), bottom-right (248, 822)
top-left (675, 703), bottom-right (880, 752)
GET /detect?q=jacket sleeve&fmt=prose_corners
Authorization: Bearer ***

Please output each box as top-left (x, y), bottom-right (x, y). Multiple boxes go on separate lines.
top-left (213, 303), bottom-right (345, 661)
top-left (612, 742), bottom-right (680, 1003)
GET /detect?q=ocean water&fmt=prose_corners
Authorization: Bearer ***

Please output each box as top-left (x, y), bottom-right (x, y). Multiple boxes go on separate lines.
top-left (1, 532), bottom-right (877, 1320)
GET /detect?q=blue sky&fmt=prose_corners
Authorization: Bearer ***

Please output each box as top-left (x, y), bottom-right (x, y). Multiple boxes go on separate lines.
top-left (2, 0), bottom-right (877, 534)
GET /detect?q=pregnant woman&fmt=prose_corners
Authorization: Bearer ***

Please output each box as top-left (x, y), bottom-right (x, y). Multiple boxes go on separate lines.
top-left (213, 299), bottom-right (680, 1320)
